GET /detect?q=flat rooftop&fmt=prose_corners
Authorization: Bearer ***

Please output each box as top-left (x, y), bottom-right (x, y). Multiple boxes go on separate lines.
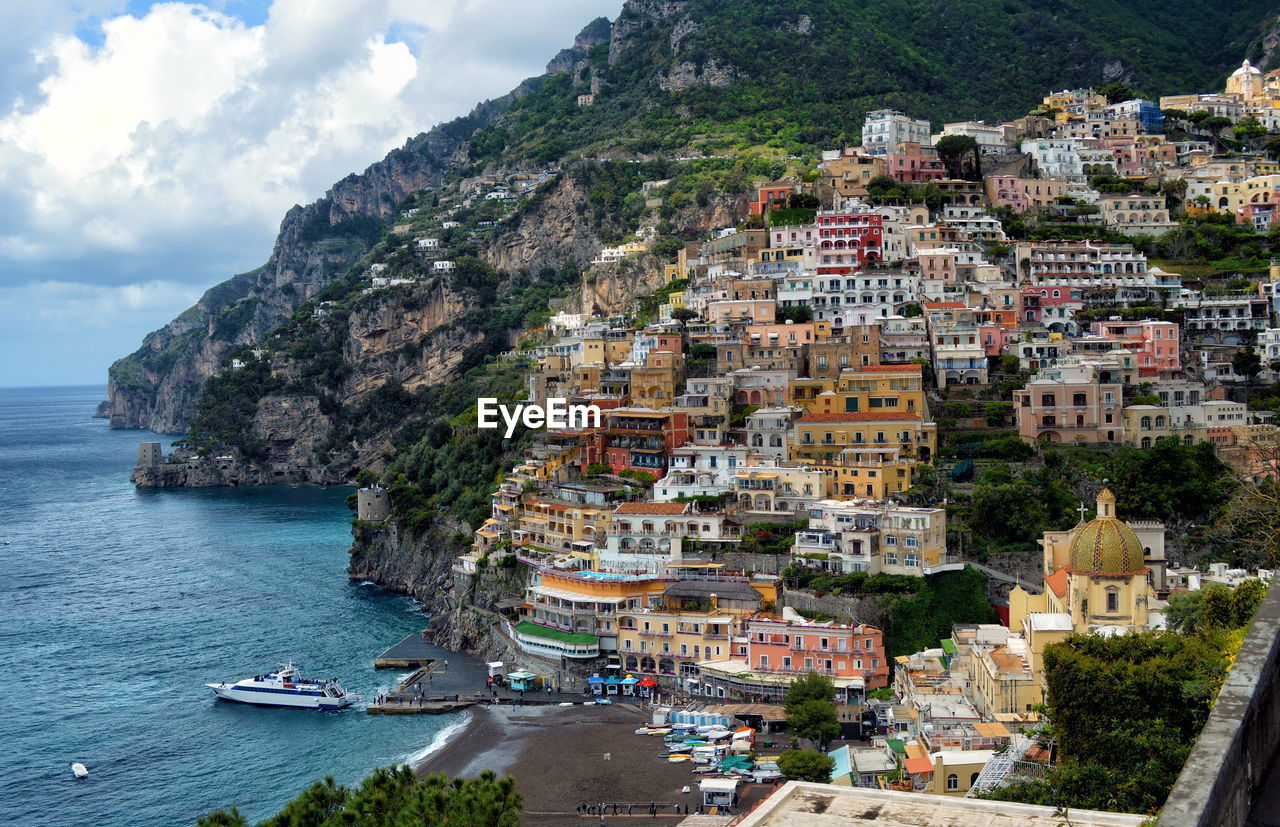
top-left (733, 782), bottom-right (1148, 827)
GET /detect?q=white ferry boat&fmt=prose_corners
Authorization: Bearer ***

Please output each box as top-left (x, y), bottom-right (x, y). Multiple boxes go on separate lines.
top-left (207, 664), bottom-right (356, 710)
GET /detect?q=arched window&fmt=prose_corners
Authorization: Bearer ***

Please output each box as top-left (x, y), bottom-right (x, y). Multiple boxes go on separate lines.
top-left (884, 535), bottom-right (898, 545)
top-left (970, 772), bottom-right (981, 786)
top-left (1141, 436), bottom-right (1152, 448)
top-left (947, 774), bottom-right (959, 791)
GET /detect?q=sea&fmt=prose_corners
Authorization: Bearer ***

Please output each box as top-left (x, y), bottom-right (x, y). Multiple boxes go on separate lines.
top-left (0, 386), bottom-right (463, 825)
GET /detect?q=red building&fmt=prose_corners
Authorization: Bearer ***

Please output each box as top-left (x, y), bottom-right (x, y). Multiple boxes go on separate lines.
top-left (815, 208), bottom-right (884, 274)
top-left (580, 408), bottom-right (689, 476)
top-left (749, 183), bottom-right (794, 217)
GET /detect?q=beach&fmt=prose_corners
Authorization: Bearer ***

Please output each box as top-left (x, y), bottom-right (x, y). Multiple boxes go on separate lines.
top-left (417, 702), bottom-right (706, 823)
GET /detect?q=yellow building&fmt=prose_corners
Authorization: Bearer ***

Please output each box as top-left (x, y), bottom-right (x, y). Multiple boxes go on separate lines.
top-left (790, 403), bottom-right (936, 468)
top-left (788, 411), bottom-right (924, 498)
top-left (630, 351), bottom-right (685, 410)
top-left (512, 495), bottom-right (611, 563)
top-left (1009, 489), bottom-right (1153, 635)
top-left (830, 364), bottom-right (930, 418)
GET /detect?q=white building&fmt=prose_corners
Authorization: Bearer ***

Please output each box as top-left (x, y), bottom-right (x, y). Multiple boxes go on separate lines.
top-left (862, 109), bottom-right (932, 156)
top-left (793, 499), bottom-right (948, 574)
top-left (1022, 139), bottom-right (1083, 179)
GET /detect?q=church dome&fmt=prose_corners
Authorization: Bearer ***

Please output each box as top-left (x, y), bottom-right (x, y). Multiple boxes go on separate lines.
top-left (1067, 489), bottom-right (1145, 575)
top-left (1232, 59), bottom-right (1262, 78)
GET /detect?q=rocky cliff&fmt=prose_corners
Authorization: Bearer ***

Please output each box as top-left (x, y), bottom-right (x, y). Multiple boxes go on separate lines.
top-left (349, 522), bottom-right (529, 660)
top-left (105, 96), bottom-right (535, 434)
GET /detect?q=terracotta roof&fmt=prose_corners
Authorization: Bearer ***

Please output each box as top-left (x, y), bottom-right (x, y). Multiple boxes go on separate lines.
top-left (923, 301), bottom-right (965, 308)
top-left (614, 502), bottom-right (689, 514)
top-left (991, 649), bottom-right (1027, 674)
top-left (798, 412), bottom-right (923, 423)
top-left (1045, 567), bottom-right (1069, 598)
top-left (903, 756), bottom-right (934, 775)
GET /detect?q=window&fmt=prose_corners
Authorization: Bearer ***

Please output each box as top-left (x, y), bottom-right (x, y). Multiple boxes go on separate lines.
top-left (1106, 589), bottom-right (1119, 613)
top-left (947, 774), bottom-right (959, 791)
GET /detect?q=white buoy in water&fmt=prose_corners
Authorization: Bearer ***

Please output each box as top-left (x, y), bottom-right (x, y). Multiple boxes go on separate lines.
top-left (71, 763), bottom-right (88, 779)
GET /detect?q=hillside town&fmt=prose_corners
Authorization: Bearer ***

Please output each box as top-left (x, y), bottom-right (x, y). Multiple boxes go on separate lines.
top-left (350, 67), bottom-right (1280, 806)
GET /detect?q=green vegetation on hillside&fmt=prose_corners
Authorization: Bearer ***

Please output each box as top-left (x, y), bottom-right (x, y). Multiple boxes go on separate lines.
top-left (457, 0), bottom-right (1276, 165)
top-left (987, 627), bottom-right (1247, 814)
top-left (199, 766), bottom-right (521, 827)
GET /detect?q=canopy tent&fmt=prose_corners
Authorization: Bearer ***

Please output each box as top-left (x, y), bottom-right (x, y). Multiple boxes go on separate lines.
top-left (586, 676), bottom-right (604, 683)
top-left (604, 675), bottom-right (622, 694)
top-left (637, 678), bottom-right (657, 687)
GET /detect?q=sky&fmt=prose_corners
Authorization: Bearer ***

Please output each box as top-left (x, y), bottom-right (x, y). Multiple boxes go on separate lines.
top-left (0, 0), bottom-right (622, 387)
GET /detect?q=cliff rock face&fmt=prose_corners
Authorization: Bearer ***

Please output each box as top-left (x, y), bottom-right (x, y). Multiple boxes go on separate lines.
top-left (109, 134), bottom-right (489, 433)
top-left (482, 176), bottom-right (600, 274)
top-left (545, 17), bottom-right (612, 75)
top-left (348, 523), bottom-right (527, 660)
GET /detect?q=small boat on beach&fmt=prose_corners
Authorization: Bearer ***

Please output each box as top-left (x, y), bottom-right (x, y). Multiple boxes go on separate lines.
top-left (70, 763), bottom-right (88, 779)
top-left (207, 664), bottom-right (356, 710)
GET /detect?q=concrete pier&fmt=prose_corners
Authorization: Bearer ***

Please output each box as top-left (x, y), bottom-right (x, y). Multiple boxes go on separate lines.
top-left (374, 631), bottom-right (437, 668)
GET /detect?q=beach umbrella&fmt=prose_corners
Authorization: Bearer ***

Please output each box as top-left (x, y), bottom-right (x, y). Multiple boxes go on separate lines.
top-left (638, 679), bottom-right (657, 687)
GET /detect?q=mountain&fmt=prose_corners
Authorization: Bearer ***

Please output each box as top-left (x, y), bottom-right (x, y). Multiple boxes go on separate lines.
top-left (109, 0), bottom-right (1280, 436)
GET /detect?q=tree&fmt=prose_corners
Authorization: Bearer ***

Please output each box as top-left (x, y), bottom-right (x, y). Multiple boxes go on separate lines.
top-left (901, 302), bottom-right (923, 318)
top-left (1098, 82), bottom-right (1138, 104)
top-left (205, 767), bottom-right (523, 827)
top-left (989, 632), bottom-right (1234, 814)
top-left (670, 307), bottom-right (699, 323)
top-left (776, 305), bottom-right (813, 323)
top-left (777, 750), bottom-right (835, 783)
top-left (935, 135), bottom-right (981, 181)
top-left (1106, 439), bottom-right (1234, 525)
top-left (785, 672), bottom-right (840, 749)
top-left (1201, 115), bottom-right (1233, 133)
top-left (1233, 348), bottom-right (1263, 383)
top-left (1129, 393), bottom-right (1162, 406)
top-left (1233, 116), bottom-right (1267, 144)
top-left (785, 671), bottom-right (837, 706)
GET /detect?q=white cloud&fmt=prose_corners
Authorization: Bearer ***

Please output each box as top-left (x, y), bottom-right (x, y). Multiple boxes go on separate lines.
top-left (0, 0), bottom-right (622, 384)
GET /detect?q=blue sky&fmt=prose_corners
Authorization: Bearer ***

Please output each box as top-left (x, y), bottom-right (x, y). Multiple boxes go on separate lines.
top-left (0, 0), bottom-right (622, 387)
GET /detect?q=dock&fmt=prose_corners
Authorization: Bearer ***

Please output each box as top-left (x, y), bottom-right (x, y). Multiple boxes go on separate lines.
top-left (374, 631), bottom-right (437, 668)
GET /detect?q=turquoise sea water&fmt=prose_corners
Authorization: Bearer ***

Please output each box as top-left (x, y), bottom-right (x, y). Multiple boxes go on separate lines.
top-left (0, 386), bottom-right (457, 825)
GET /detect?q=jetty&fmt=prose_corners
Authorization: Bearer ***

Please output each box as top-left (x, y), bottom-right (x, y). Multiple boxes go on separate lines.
top-left (374, 631), bottom-right (437, 668)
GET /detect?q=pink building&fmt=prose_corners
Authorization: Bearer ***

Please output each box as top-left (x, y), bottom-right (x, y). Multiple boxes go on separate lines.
top-left (1013, 359), bottom-right (1125, 445)
top-left (985, 175), bottom-right (1028, 212)
top-left (887, 142), bottom-right (946, 183)
top-left (737, 615), bottom-right (889, 691)
top-left (1085, 320), bottom-right (1180, 376)
top-left (978, 324), bottom-right (1017, 357)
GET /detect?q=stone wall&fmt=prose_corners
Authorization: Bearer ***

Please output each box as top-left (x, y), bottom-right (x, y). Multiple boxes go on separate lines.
top-left (1158, 584), bottom-right (1280, 827)
top-left (778, 589), bottom-right (890, 629)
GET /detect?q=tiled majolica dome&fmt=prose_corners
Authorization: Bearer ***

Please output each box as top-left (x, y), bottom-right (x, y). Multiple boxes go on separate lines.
top-left (1067, 489), bottom-right (1145, 575)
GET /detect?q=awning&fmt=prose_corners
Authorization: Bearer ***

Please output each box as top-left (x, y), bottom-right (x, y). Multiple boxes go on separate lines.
top-left (620, 677), bottom-right (640, 685)
top-left (604, 676), bottom-right (621, 685)
top-left (587, 676), bottom-right (604, 684)
top-left (904, 756), bottom-right (934, 775)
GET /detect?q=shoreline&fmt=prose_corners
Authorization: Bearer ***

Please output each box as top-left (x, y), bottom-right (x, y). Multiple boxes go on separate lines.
top-left (415, 703), bottom-right (704, 823)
